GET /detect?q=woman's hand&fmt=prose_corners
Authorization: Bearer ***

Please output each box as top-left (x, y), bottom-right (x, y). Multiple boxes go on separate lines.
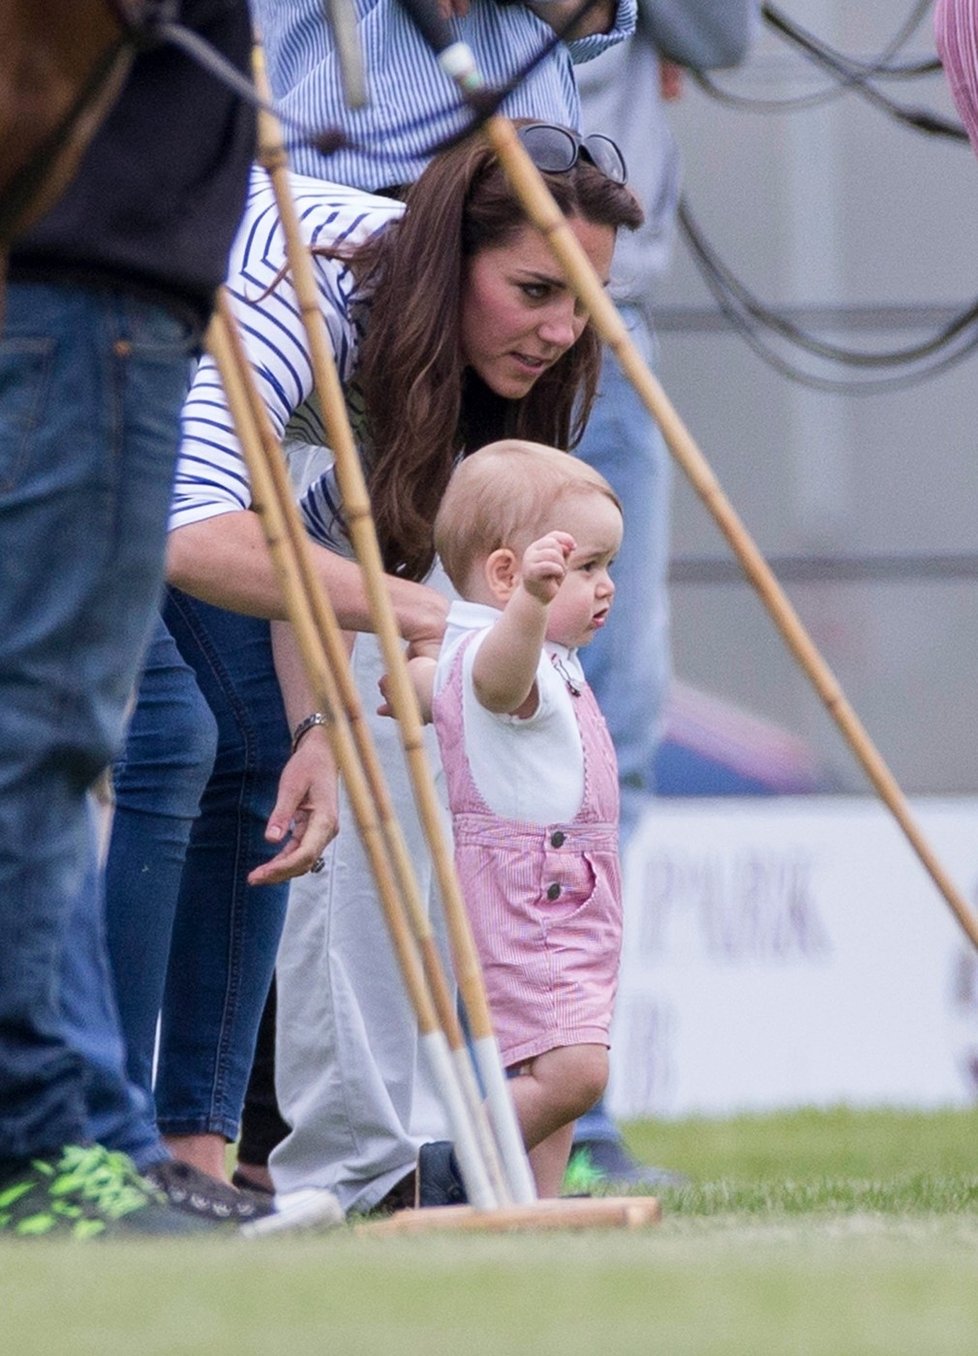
top-left (247, 727), bottom-right (339, 885)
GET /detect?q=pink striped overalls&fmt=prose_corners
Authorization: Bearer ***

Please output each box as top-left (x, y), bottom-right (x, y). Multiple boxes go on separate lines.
top-left (433, 638), bottom-right (623, 1068)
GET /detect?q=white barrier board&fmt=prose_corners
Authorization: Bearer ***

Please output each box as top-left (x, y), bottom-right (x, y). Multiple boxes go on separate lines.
top-left (608, 797), bottom-right (978, 1119)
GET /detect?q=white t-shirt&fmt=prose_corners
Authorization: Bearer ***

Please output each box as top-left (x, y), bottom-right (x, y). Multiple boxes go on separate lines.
top-left (434, 599), bottom-right (585, 825)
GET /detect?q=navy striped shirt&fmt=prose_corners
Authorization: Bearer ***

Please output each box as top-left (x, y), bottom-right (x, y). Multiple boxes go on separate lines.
top-left (255, 0), bottom-right (638, 190)
top-left (173, 168), bottom-right (403, 552)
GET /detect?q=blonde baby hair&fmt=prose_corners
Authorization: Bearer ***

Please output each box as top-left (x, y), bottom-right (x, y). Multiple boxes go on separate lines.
top-left (434, 439), bottom-right (621, 594)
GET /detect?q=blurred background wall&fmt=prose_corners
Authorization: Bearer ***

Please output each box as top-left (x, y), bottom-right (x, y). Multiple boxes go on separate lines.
top-left (651, 0), bottom-right (978, 794)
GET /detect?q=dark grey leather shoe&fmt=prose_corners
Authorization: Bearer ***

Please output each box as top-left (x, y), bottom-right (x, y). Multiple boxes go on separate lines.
top-left (416, 1141), bottom-right (467, 1207)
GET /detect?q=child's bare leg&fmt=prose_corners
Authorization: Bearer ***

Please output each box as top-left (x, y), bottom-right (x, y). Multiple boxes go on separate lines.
top-left (528, 1123), bottom-right (575, 1198)
top-left (508, 1044), bottom-right (608, 1196)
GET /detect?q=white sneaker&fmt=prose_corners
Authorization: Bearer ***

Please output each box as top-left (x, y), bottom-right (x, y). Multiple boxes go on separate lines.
top-left (238, 1187), bottom-right (344, 1238)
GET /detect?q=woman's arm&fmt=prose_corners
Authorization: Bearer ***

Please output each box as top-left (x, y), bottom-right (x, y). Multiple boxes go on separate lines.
top-left (166, 510), bottom-right (448, 650)
top-left (525, 0), bottom-right (618, 38)
top-left (169, 181), bottom-right (430, 622)
top-left (640, 0), bottom-right (759, 71)
top-left (247, 619), bottom-right (341, 886)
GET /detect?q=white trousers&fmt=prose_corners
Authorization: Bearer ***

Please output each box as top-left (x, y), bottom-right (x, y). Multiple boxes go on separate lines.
top-left (270, 631), bottom-right (453, 1213)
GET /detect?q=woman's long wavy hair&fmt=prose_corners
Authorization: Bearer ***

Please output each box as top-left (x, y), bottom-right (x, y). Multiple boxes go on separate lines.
top-left (344, 130), bottom-right (642, 581)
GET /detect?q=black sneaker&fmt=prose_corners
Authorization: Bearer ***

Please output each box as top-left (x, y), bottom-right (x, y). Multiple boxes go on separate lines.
top-left (0, 1145), bottom-right (215, 1239)
top-left (416, 1141), bottom-right (467, 1207)
top-left (564, 1138), bottom-right (689, 1195)
top-left (144, 1159), bottom-right (275, 1223)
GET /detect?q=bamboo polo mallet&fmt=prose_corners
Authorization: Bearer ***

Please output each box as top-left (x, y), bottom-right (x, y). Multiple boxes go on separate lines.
top-left (396, 9), bottom-right (978, 955)
top-left (249, 43), bottom-right (537, 1205)
top-left (206, 293), bottom-right (500, 1211)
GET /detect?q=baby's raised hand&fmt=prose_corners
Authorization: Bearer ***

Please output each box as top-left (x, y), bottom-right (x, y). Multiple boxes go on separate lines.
top-left (521, 531), bottom-right (576, 604)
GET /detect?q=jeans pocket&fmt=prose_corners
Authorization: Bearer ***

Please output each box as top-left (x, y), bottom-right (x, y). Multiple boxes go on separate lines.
top-left (0, 336), bottom-right (56, 492)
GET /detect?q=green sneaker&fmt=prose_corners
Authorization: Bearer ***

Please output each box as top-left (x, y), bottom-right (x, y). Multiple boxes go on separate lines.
top-left (563, 1140), bottom-right (689, 1196)
top-left (562, 1145), bottom-right (605, 1197)
top-left (0, 1145), bottom-right (216, 1239)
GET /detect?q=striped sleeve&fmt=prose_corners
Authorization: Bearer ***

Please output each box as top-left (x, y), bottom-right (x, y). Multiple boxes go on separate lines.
top-left (935, 0), bottom-right (978, 156)
top-left (562, 0), bottom-right (638, 62)
top-left (170, 168), bottom-right (402, 533)
top-left (297, 462), bottom-right (353, 556)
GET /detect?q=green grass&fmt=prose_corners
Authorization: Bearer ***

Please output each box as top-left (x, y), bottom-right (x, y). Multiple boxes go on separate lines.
top-left (6, 1107), bottom-right (978, 1356)
top-left (629, 1104), bottom-right (978, 1217)
top-left (628, 1104), bottom-right (978, 1184)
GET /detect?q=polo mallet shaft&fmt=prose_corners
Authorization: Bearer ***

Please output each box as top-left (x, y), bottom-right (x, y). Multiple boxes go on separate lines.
top-left (216, 277), bottom-right (494, 1180)
top-left (250, 44), bottom-right (524, 1201)
top-left (207, 296), bottom-right (498, 1210)
top-left (395, 0), bottom-right (978, 954)
top-left (479, 114), bottom-right (978, 954)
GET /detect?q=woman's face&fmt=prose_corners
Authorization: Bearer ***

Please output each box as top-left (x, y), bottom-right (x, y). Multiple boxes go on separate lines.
top-left (459, 216), bottom-right (616, 401)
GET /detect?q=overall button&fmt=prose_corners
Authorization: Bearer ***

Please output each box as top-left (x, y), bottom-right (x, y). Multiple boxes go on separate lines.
top-left (550, 831), bottom-right (566, 848)
top-left (546, 882), bottom-right (562, 901)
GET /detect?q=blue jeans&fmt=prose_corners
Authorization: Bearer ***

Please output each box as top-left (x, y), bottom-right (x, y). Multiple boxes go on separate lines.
top-left (0, 282), bottom-right (195, 1166)
top-left (104, 614), bottom-right (218, 1101)
top-left (105, 590), bottom-right (291, 1143)
top-left (60, 841), bottom-right (165, 1169)
top-left (577, 308), bottom-right (672, 843)
top-left (574, 307), bottom-right (672, 1144)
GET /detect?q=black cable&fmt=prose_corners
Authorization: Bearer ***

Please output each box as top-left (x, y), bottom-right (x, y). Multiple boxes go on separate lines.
top-left (676, 200), bottom-right (978, 395)
top-left (693, 66), bottom-right (941, 119)
top-left (696, 1), bottom-right (966, 141)
top-left (678, 200), bottom-right (978, 369)
top-left (137, 1), bottom-right (978, 398)
top-left (678, 290), bottom-right (978, 396)
top-left (697, 0), bottom-right (934, 116)
top-left (764, 0), bottom-right (935, 79)
top-left (760, 2), bottom-right (968, 141)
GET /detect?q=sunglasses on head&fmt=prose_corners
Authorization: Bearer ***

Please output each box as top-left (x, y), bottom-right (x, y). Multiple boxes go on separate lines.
top-left (516, 122), bottom-right (628, 186)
